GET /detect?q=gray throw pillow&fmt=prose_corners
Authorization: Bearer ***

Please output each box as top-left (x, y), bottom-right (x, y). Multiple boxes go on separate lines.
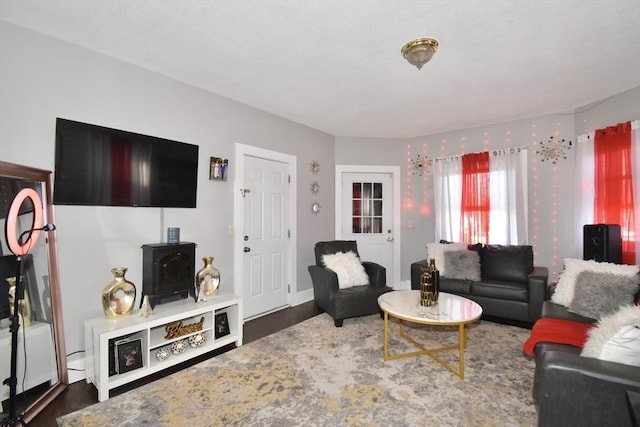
top-left (569, 271), bottom-right (640, 319)
top-left (443, 250), bottom-right (481, 281)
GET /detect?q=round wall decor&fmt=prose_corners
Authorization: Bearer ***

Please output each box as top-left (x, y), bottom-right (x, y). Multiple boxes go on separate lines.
top-left (310, 160), bottom-right (320, 175)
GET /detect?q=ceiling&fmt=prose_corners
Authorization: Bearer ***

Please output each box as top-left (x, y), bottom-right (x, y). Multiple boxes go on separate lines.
top-left (1, 1), bottom-right (639, 139)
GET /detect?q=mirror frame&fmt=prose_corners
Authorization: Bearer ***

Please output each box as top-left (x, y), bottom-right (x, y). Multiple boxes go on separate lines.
top-left (0, 160), bottom-right (68, 422)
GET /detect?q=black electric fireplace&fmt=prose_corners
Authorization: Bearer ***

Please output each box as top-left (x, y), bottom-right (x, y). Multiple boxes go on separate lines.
top-left (141, 242), bottom-right (196, 308)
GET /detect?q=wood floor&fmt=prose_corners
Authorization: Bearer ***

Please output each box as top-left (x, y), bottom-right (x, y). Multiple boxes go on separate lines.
top-left (21, 301), bottom-right (323, 427)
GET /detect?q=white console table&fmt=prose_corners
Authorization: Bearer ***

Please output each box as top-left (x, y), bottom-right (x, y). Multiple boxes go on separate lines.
top-left (85, 294), bottom-right (242, 401)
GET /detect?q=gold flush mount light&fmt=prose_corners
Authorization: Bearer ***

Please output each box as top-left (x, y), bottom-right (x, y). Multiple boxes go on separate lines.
top-left (401, 37), bottom-right (439, 70)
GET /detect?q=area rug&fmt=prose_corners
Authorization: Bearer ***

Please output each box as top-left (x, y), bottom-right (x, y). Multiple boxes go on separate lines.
top-left (58, 314), bottom-right (537, 426)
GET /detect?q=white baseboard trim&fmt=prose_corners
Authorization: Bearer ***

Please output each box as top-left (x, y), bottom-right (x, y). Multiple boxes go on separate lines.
top-left (290, 288), bottom-right (314, 306)
top-left (244, 289), bottom-right (315, 322)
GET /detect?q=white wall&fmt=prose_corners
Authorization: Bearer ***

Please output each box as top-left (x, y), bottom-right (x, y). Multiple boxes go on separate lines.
top-left (574, 85), bottom-right (640, 135)
top-left (0, 22), bottom-right (335, 355)
top-left (336, 87), bottom-right (640, 283)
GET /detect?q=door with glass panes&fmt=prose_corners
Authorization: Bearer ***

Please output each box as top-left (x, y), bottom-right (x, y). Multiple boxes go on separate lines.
top-left (341, 173), bottom-right (394, 282)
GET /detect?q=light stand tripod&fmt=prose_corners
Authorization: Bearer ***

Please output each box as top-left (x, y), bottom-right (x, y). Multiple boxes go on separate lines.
top-left (1, 256), bottom-right (25, 427)
top-left (1, 184), bottom-right (55, 426)
top-left (1, 224), bottom-right (55, 427)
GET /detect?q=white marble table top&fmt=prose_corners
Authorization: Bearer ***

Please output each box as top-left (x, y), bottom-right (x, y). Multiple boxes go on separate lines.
top-left (378, 290), bottom-right (482, 325)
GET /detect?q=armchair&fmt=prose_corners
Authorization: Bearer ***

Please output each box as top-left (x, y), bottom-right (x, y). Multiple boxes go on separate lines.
top-left (308, 240), bottom-right (392, 327)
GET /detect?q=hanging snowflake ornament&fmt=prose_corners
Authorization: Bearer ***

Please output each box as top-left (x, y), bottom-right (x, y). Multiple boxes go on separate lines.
top-left (537, 136), bottom-right (572, 164)
top-left (410, 154), bottom-right (432, 176)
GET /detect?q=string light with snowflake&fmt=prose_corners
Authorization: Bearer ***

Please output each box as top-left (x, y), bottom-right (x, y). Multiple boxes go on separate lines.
top-left (536, 136), bottom-right (572, 164)
top-left (410, 154), bottom-right (432, 176)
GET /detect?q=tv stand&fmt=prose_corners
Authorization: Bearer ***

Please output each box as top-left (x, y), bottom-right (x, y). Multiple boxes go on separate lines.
top-left (85, 294), bottom-right (242, 401)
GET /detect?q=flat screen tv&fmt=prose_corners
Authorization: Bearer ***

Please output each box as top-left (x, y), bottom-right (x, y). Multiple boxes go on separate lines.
top-left (53, 118), bottom-right (199, 208)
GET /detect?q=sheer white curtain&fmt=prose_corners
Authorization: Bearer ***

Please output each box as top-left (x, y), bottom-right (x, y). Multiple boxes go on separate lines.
top-left (488, 148), bottom-right (528, 244)
top-left (433, 148), bottom-right (528, 244)
top-left (575, 120), bottom-right (640, 262)
top-left (433, 155), bottom-right (463, 243)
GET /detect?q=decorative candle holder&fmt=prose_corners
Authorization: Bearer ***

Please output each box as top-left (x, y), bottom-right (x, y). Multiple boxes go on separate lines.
top-left (420, 258), bottom-right (440, 307)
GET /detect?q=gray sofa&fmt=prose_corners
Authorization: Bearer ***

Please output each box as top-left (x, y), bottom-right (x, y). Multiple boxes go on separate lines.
top-left (532, 286), bottom-right (640, 427)
top-left (411, 244), bottom-right (548, 324)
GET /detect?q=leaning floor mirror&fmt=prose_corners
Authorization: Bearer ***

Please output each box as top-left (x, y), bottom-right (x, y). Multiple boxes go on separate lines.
top-left (0, 160), bottom-right (68, 423)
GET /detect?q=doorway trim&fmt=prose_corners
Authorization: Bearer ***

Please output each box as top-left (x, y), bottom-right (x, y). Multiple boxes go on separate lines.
top-left (234, 143), bottom-right (297, 318)
top-left (335, 165), bottom-right (401, 286)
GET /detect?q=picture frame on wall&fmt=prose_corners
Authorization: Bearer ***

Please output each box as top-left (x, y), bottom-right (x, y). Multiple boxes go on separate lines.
top-left (115, 337), bottom-right (144, 374)
top-left (214, 312), bottom-right (230, 338)
top-left (209, 157), bottom-right (229, 181)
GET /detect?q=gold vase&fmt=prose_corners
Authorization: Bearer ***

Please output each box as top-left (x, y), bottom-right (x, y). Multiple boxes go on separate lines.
top-left (6, 277), bottom-right (32, 327)
top-left (195, 256), bottom-right (220, 297)
top-left (420, 258), bottom-right (440, 307)
top-left (102, 267), bottom-right (136, 319)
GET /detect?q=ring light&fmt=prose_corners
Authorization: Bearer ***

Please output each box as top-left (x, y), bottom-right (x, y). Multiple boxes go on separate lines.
top-left (5, 187), bottom-right (43, 256)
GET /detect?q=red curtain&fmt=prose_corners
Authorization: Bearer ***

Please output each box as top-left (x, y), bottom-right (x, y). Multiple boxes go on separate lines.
top-left (594, 121), bottom-right (636, 264)
top-left (461, 152), bottom-right (490, 243)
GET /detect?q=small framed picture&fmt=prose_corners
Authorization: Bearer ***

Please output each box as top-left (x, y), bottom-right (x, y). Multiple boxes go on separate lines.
top-left (209, 157), bottom-right (229, 181)
top-left (115, 338), bottom-right (143, 374)
top-left (214, 312), bottom-right (230, 338)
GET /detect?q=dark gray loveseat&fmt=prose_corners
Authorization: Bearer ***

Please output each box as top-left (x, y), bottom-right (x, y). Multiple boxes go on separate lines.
top-left (411, 244), bottom-right (548, 324)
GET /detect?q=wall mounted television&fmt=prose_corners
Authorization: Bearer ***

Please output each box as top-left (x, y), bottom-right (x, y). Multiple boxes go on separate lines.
top-left (53, 118), bottom-right (199, 208)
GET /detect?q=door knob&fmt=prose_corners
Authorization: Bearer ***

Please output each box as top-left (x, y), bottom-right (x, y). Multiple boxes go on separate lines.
top-left (243, 247), bottom-right (251, 253)
top-left (387, 236), bottom-right (394, 242)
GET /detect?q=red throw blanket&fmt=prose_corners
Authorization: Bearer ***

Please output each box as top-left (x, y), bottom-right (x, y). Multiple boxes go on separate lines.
top-left (522, 317), bottom-right (595, 356)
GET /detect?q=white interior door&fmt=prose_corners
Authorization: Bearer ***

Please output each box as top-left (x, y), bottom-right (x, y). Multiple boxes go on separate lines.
top-left (340, 172), bottom-right (396, 283)
top-left (242, 155), bottom-right (289, 318)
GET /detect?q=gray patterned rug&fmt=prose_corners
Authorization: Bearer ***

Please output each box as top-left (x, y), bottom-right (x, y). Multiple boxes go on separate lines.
top-left (58, 313), bottom-right (537, 426)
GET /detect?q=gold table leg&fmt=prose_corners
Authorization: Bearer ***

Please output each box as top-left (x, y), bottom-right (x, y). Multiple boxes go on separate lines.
top-left (382, 317), bottom-right (470, 380)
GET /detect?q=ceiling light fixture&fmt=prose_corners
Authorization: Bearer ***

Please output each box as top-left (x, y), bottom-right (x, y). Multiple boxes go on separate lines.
top-left (401, 37), bottom-right (439, 70)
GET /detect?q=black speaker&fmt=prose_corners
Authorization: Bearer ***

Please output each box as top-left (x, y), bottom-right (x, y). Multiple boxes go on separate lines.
top-left (583, 224), bottom-right (622, 264)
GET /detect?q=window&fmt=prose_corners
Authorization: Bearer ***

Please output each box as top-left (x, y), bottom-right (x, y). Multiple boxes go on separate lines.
top-left (433, 148), bottom-right (528, 245)
top-left (577, 121), bottom-right (639, 264)
top-left (351, 181), bottom-right (383, 234)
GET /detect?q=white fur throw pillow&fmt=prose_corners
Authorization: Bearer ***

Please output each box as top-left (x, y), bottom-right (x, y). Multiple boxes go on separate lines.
top-left (552, 258), bottom-right (639, 307)
top-left (322, 251), bottom-right (369, 289)
top-left (581, 305), bottom-right (640, 367)
top-left (443, 250), bottom-right (481, 281)
top-left (426, 243), bottom-right (468, 276)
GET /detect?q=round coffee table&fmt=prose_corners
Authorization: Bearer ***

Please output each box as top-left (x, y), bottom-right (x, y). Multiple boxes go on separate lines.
top-left (377, 290), bottom-right (482, 379)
